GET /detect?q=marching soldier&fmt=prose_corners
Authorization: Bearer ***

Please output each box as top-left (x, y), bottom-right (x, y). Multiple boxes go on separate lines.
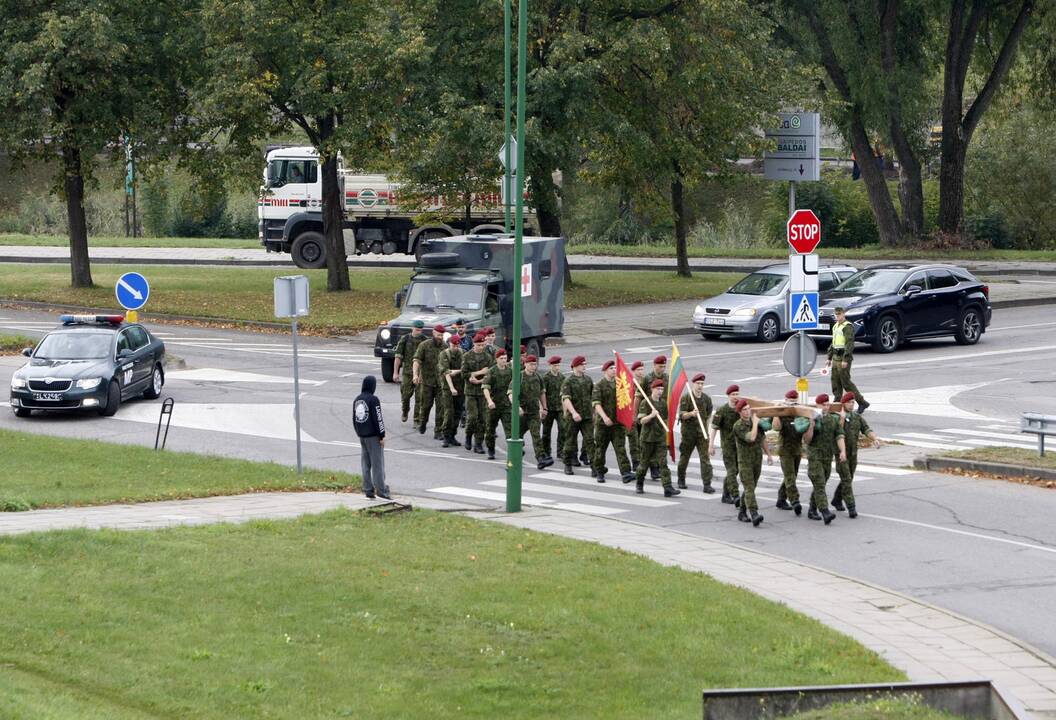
top-left (541, 356), bottom-right (565, 462)
top-left (644, 355), bottom-right (670, 408)
top-left (634, 380), bottom-right (680, 497)
top-left (709, 384), bottom-right (742, 505)
top-left (393, 319), bottom-right (426, 422)
top-left (832, 391), bottom-right (880, 518)
top-left (676, 373), bottom-right (715, 493)
top-left (732, 398), bottom-right (773, 526)
top-left (561, 356), bottom-right (595, 476)
top-left (482, 349), bottom-right (513, 460)
top-left (412, 324), bottom-right (446, 436)
top-left (825, 307), bottom-right (869, 412)
top-left (437, 335), bottom-right (464, 448)
top-left (484, 327), bottom-right (497, 356)
top-left (627, 360), bottom-right (647, 471)
top-left (591, 360), bottom-right (634, 484)
top-left (517, 354), bottom-right (553, 470)
top-left (804, 393), bottom-right (846, 525)
top-left (773, 389), bottom-right (812, 516)
top-left (461, 332), bottom-right (492, 454)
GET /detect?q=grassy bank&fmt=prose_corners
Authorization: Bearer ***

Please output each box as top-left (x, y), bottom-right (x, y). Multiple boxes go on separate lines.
top-left (0, 264), bottom-right (737, 335)
top-left (569, 241), bottom-right (1056, 262)
top-left (786, 697), bottom-right (965, 720)
top-left (943, 446), bottom-right (1056, 473)
top-left (0, 509), bottom-right (902, 718)
top-left (0, 334), bottom-right (35, 355)
top-left (0, 428), bottom-right (358, 510)
top-left (0, 233), bottom-right (258, 249)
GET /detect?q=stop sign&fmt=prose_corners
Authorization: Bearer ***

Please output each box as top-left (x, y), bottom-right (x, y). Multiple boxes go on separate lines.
top-left (787, 209), bottom-right (821, 254)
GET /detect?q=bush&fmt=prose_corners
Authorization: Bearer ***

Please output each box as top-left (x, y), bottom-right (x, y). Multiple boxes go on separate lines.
top-left (766, 170), bottom-right (880, 248)
top-left (964, 213), bottom-right (1012, 249)
top-left (688, 200), bottom-right (777, 249)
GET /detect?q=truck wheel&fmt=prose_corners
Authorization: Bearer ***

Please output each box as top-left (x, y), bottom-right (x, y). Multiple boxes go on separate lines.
top-left (291, 232), bottom-right (327, 269)
top-left (525, 338), bottom-right (542, 359)
top-left (381, 358), bottom-right (395, 384)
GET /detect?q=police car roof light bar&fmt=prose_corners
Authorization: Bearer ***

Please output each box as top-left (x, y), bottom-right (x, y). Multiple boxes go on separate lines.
top-left (59, 314), bottom-right (125, 326)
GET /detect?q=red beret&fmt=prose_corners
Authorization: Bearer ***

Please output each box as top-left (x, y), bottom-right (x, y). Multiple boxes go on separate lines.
top-left (520, 345), bottom-right (527, 354)
top-left (840, 391), bottom-right (856, 403)
top-left (785, 390), bottom-right (799, 400)
top-left (571, 355), bottom-right (586, 368)
top-left (692, 372), bottom-right (705, 382)
top-left (602, 360), bottom-right (614, 371)
top-left (735, 399), bottom-right (749, 412)
top-left (495, 348), bottom-right (507, 358)
top-left (631, 361), bottom-right (644, 371)
top-left (650, 379), bottom-right (665, 389)
top-left (525, 354), bottom-right (538, 363)
top-left (449, 335), bottom-right (461, 345)
top-left (725, 384), bottom-right (740, 395)
top-left (815, 393), bottom-right (830, 405)
top-left (653, 355), bottom-right (667, 365)
top-left (433, 324), bottom-right (446, 333)
top-left (484, 327), bottom-right (495, 334)
top-left (548, 356), bottom-right (561, 365)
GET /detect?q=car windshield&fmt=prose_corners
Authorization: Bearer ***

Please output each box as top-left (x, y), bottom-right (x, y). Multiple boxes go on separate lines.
top-left (34, 332), bottom-right (111, 360)
top-left (835, 269), bottom-right (907, 294)
top-left (405, 282), bottom-right (484, 311)
top-left (728, 273), bottom-right (786, 296)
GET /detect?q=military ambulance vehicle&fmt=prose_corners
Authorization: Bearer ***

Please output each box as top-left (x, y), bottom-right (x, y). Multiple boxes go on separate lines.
top-left (374, 235), bottom-right (565, 382)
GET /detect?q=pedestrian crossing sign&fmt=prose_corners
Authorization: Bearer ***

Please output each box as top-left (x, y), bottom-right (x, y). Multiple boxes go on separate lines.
top-left (789, 291), bottom-right (819, 330)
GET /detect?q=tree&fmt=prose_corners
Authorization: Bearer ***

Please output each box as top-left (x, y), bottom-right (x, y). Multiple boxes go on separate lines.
top-left (199, 0), bottom-right (420, 292)
top-left (0, 0), bottom-right (198, 287)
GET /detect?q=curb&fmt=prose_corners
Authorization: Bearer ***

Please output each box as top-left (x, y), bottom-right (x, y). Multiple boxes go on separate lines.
top-left (914, 455), bottom-right (1056, 481)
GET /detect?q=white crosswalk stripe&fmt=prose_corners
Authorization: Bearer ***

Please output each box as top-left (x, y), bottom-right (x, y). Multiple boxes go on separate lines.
top-left (481, 480), bottom-right (677, 507)
top-left (426, 486), bottom-right (627, 516)
top-left (528, 472), bottom-right (723, 501)
top-left (936, 428), bottom-right (1036, 445)
top-left (891, 428), bottom-right (1040, 452)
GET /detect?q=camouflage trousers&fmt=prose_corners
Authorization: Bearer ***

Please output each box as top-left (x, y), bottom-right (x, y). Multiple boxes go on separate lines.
top-left (677, 431), bottom-right (713, 489)
top-left (485, 403), bottom-right (512, 452)
top-left (720, 441), bottom-right (739, 498)
top-left (399, 374), bottom-right (416, 419)
top-left (562, 416), bottom-right (595, 466)
top-left (628, 422), bottom-right (640, 466)
top-left (831, 359), bottom-right (866, 405)
top-left (519, 410), bottom-right (545, 461)
top-left (635, 439), bottom-right (671, 489)
top-left (415, 383), bottom-right (439, 429)
top-left (593, 421), bottom-right (631, 477)
top-left (834, 452), bottom-right (858, 507)
top-left (464, 394), bottom-right (487, 447)
top-left (738, 449), bottom-right (763, 512)
top-left (440, 390), bottom-right (464, 439)
top-left (807, 453), bottom-right (834, 512)
top-left (777, 452), bottom-right (802, 504)
top-left (541, 411), bottom-right (565, 459)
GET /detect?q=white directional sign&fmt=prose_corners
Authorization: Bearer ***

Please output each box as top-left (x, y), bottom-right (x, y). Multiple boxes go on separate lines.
top-left (789, 291), bottom-right (820, 330)
top-left (789, 253), bottom-right (819, 293)
top-left (765, 112), bottom-right (820, 182)
top-left (498, 135), bottom-right (518, 172)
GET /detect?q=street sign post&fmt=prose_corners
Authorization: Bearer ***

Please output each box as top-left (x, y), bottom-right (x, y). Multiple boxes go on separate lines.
top-left (274, 275), bottom-right (310, 474)
top-left (115, 272), bottom-right (150, 312)
top-left (787, 209), bottom-right (822, 254)
top-left (764, 112), bottom-right (820, 182)
top-left (782, 334), bottom-right (818, 377)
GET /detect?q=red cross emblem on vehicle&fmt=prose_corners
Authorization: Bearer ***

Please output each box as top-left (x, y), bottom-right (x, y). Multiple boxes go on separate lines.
top-left (521, 263), bottom-right (532, 297)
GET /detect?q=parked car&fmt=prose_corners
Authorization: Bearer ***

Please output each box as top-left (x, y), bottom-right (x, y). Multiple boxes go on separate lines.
top-left (693, 263), bottom-right (858, 342)
top-left (9, 314), bottom-right (166, 417)
top-left (808, 263), bottom-right (992, 353)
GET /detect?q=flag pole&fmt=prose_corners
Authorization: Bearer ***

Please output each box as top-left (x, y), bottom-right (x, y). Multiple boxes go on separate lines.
top-left (686, 387), bottom-right (710, 441)
top-left (632, 376), bottom-right (669, 434)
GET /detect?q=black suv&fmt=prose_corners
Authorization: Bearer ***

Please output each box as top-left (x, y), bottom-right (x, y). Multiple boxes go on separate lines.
top-left (810, 264), bottom-right (992, 353)
top-left (10, 315), bottom-right (166, 417)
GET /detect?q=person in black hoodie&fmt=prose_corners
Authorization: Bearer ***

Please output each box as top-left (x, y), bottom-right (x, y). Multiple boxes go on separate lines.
top-left (353, 375), bottom-right (390, 499)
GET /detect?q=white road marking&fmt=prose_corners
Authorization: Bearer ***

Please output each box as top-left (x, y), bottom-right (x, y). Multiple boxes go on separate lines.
top-left (988, 321), bottom-right (1056, 332)
top-left (936, 428), bottom-right (1037, 444)
top-left (858, 512), bottom-right (1056, 556)
top-left (529, 472), bottom-right (722, 500)
top-left (482, 479), bottom-right (676, 507)
top-left (859, 381), bottom-right (1002, 421)
top-left (852, 463), bottom-right (917, 476)
top-left (680, 348), bottom-right (782, 361)
top-left (854, 345), bottom-right (1056, 370)
top-left (955, 438), bottom-right (1040, 451)
top-left (166, 368), bottom-right (326, 386)
top-left (108, 402), bottom-right (319, 443)
top-left (426, 486), bottom-right (627, 515)
top-left (891, 436), bottom-right (968, 451)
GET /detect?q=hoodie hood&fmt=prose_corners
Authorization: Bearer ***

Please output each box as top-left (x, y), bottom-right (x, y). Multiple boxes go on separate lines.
top-left (361, 375), bottom-right (377, 394)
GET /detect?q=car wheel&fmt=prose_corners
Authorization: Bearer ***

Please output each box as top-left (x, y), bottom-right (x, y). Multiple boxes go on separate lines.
top-left (143, 363), bottom-right (164, 399)
top-left (99, 380), bottom-right (121, 417)
top-left (955, 307), bottom-right (983, 345)
top-left (291, 231), bottom-right (327, 269)
top-left (13, 406), bottom-right (31, 418)
top-left (381, 357), bottom-right (395, 384)
top-left (525, 338), bottom-right (543, 359)
top-left (756, 314), bottom-right (780, 343)
top-left (871, 315), bottom-right (901, 353)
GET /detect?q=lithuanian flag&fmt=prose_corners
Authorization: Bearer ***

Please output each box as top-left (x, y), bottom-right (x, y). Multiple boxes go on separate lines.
top-left (666, 342), bottom-right (688, 459)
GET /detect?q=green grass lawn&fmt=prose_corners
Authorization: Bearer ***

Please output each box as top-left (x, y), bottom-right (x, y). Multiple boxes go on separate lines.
top-left (943, 446), bottom-right (1056, 472)
top-left (0, 428), bottom-right (358, 510)
top-left (568, 241), bottom-right (1056, 262)
top-left (0, 333), bottom-right (35, 355)
top-left (785, 696), bottom-right (964, 720)
top-left (0, 233), bottom-right (258, 249)
top-left (0, 509), bottom-right (902, 719)
top-left (0, 263), bottom-right (736, 335)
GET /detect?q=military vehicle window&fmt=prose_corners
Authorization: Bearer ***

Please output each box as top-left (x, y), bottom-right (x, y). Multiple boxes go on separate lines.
top-left (405, 282), bottom-right (485, 312)
top-left (486, 285), bottom-right (501, 315)
top-left (728, 272), bottom-right (786, 296)
top-left (34, 333), bottom-right (111, 360)
top-left (539, 260), bottom-right (552, 279)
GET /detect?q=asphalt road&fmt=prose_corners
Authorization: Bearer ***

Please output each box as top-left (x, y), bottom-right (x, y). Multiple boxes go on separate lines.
top-left (3, 305), bottom-right (1055, 658)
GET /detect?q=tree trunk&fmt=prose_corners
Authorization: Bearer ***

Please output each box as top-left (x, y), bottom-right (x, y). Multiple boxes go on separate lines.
top-left (671, 164), bottom-right (690, 278)
top-left (528, 162), bottom-right (571, 286)
top-left (318, 113), bottom-right (350, 292)
top-left (848, 118), bottom-right (903, 246)
top-left (937, 132), bottom-right (967, 235)
top-left (61, 143), bottom-right (93, 288)
top-left (893, 136), bottom-right (925, 239)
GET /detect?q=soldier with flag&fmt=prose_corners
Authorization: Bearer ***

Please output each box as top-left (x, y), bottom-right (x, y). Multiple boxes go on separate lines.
top-left (677, 373), bottom-right (714, 492)
top-left (627, 360), bottom-right (647, 471)
top-left (634, 379), bottom-right (680, 497)
top-left (591, 359), bottom-right (634, 483)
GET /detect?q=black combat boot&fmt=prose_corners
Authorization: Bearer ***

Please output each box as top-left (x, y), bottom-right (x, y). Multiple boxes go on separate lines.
top-left (738, 506), bottom-right (749, 522)
top-left (631, 460), bottom-right (639, 472)
top-left (621, 472), bottom-right (636, 484)
top-left (650, 466), bottom-right (661, 481)
top-left (418, 424), bottom-right (427, 435)
top-left (847, 504), bottom-right (858, 519)
top-left (572, 457), bottom-right (582, 468)
top-left (776, 498), bottom-right (793, 510)
top-left (433, 429), bottom-right (441, 440)
top-left (721, 490), bottom-right (734, 504)
top-left (663, 485), bottom-right (681, 497)
top-left (821, 508), bottom-right (836, 525)
top-left (677, 478), bottom-right (687, 489)
top-left (401, 412), bottom-right (408, 423)
top-left (858, 400), bottom-right (870, 413)
top-left (441, 436), bottom-right (451, 448)
top-left (750, 509), bottom-right (764, 527)
top-left (473, 442), bottom-right (485, 455)
top-left (635, 480), bottom-right (645, 494)
top-left (807, 504), bottom-right (822, 521)
top-left (701, 484), bottom-right (715, 494)
top-left (793, 502), bottom-right (803, 516)
top-left (538, 456), bottom-right (554, 470)
top-left (487, 448), bottom-right (496, 460)
top-left (596, 473), bottom-right (606, 484)
top-left (564, 463), bottom-right (574, 475)
top-left (579, 450), bottom-right (590, 465)
top-left (831, 490), bottom-right (845, 512)
top-left (777, 484), bottom-right (787, 505)
top-left (733, 494), bottom-right (741, 508)
top-left (464, 437), bottom-right (473, 450)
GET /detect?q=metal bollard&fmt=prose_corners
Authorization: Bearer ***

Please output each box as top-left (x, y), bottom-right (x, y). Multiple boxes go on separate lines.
top-left (155, 397), bottom-right (174, 450)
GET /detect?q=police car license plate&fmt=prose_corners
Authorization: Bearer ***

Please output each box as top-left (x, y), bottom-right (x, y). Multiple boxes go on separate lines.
top-left (705, 318), bottom-right (726, 326)
top-left (32, 392), bottom-right (64, 401)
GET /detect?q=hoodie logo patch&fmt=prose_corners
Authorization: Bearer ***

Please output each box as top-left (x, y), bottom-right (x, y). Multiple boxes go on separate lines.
top-left (354, 399), bottom-right (368, 424)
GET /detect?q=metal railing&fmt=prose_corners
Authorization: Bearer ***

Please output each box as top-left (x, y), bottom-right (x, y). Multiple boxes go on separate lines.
top-left (1020, 413), bottom-right (1055, 457)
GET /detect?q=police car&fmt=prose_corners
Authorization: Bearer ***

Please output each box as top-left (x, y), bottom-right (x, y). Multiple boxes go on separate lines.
top-left (9, 315), bottom-right (166, 418)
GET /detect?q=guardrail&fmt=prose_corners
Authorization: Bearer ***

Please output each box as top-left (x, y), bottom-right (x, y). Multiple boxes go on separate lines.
top-left (1021, 413), bottom-right (1056, 457)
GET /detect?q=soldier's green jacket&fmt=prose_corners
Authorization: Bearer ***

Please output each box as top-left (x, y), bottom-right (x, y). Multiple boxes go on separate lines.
top-left (842, 411), bottom-right (872, 452)
top-left (483, 365), bottom-right (513, 406)
top-left (461, 349), bottom-right (493, 396)
top-left (520, 371), bottom-right (544, 412)
top-left (777, 415), bottom-right (806, 457)
top-left (561, 373), bottom-right (593, 416)
top-left (644, 370), bottom-right (670, 407)
top-left (438, 348), bottom-right (464, 392)
top-left (543, 369), bottom-right (564, 412)
top-left (712, 404), bottom-right (740, 448)
top-left (413, 337), bottom-right (445, 386)
top-left (808, 413), bottom-right (845, 459)
top-left (591, 376), bottom-right (620, 419)
top-left (394, 333), bottom-right (426, 376)
top-left (827, 321), bottom-right (856, 359)
top-left (732, 417), bottom-right (765, 459)
top-left (679, 392), bottom-right (712, 439)
top-left (637, 397), bottom-right (666, 443)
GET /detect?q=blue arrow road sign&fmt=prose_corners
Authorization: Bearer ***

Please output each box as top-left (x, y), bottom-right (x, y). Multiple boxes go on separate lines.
top-left (789, 291), bottom-right (819, 330)
top-left (115, 272), bottom-right (150, 311)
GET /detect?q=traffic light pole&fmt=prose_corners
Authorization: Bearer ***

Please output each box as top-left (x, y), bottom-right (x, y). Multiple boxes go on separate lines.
top-left (506, 0), bottom-right (528, 513)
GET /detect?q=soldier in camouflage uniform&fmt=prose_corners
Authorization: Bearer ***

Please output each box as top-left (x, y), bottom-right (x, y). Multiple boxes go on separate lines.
top-left (805, 393), bottom-right (846, 525)
top-left (627, 360), bottom-right (646, 470)
top-left (677, 373), bottom-right (714, 492)
top-left (732, 399), bottom-right (773, 526)
top-left (461, 332), bottom-right (492, 454)
top-left (517, 355), bottom-right (553, 470)
top-left (393, 319), bottom-right (426, 422)
top-left (634, 380), bottom-right (680, 497)
top-left (643, 356), bottom-right (670, 409)
top-left (412, 324), bottom-right (446, 436)
top-left (541, 356), bottom-right (565, 462)
top-left (832, 391), bottom-right (880, 518)
top-left (561, 355), bottom-right (596, 476)
top-left (483, 349), bottom-right (513, 460)
top-left (772, 389), bottom-right (812, 516)
top-left (437, 335), bottom-right (464, 448)
top-left (709, 384), bottom-right (742, 505)
top-left (591, 360), bottom-right (633, 484)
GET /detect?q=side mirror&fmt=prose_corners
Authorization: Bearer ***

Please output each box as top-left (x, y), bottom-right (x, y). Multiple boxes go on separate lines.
top-left (21, 348), bottom-right (32, 357)
top-left (116, 349), bottom-right (132, 361)
top-left (394, 289), bottom-right (404, 309)
top-left (904, 284), bottom-right (922, 296)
